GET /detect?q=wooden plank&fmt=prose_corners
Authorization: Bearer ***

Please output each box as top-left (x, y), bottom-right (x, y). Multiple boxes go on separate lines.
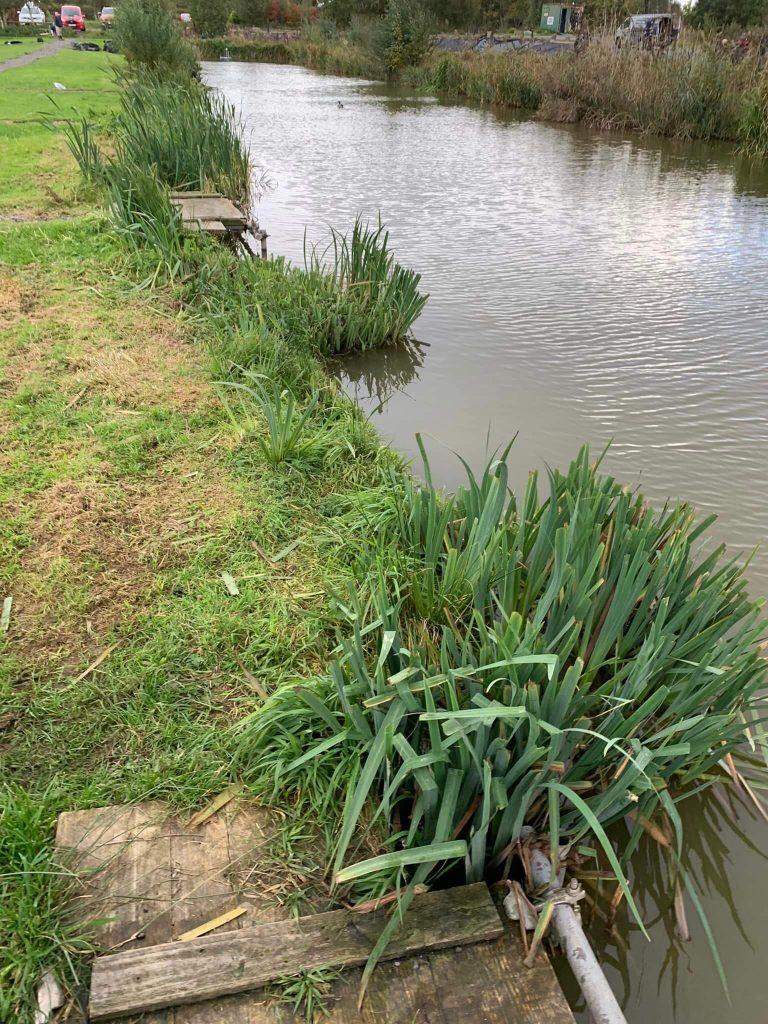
top-left (168, 813), bottom-right (241, 939)
top-left (199, 220), bottom-right (231, 237)
top-left (263, 928), bottom-right (574, 1024)
top-left (89, 883), bottom-right (504, 1020)
top-left (321, 955), bottom-right (445, 1024)
top-left (56, 803), bottom-right (175, 949)
top-left (171, 805), bottom-right (279, 1024)
top-left (172, 197), bottom-right (245, 226)
top-left (427, 932), bottom-right (575, 1024)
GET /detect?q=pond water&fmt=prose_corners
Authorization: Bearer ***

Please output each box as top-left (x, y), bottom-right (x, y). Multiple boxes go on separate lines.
top-left (203, 61), bottom-right (768, 1023)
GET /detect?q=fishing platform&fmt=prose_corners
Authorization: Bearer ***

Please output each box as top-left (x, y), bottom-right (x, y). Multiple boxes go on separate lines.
top-left (55, 800), bottom-right (576, 1023)
top-left (170, 191), bottom-right (268, 258)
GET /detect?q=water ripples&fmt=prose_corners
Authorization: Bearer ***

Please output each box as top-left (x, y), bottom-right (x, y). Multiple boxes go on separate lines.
top-left (206, 60), bottom-right (768, 590)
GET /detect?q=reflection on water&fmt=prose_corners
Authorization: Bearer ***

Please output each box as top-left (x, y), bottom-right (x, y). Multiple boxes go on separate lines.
top-left (204, 61), bottom-right (768, 1023)
top-left (342, 339), bottom-right (427, 414)
top-left (556, 790), bottom-right (768, 1021)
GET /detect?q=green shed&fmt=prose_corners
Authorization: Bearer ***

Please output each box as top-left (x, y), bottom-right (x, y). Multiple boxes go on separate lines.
top-left (540, 3), bottom-right (573, 32)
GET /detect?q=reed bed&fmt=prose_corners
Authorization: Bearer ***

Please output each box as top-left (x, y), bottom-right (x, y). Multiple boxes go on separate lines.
top-left (195, 218), bottom-right (427, 358)
top-left (412, 41), bottom-right (768, 149)
top-left (198, 37), bottom-right (380, 79)
top-left (303, 219), bottom-right (428, 353)
top-left (64, 70), bottom-right (251, 210)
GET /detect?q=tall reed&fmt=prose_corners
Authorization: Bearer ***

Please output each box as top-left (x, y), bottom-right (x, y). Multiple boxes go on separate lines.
top-left (304, 219), bottom-right (428, 353)
top-left (113, 0), bottom-right (198, 77)
top-left (411, 39), bottom-right (764, 144)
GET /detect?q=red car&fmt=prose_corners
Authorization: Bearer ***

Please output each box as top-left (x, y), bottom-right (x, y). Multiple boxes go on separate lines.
top-left (60, 4), bottom-right (86, 30)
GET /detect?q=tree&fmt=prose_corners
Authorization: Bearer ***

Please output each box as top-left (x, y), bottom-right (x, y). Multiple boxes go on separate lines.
top-left (190, 0), bottom-right (228, 35)
top-left (689, 0), bottom-right (768, 28)
top-left (113, 0), bottom-right (198, 75)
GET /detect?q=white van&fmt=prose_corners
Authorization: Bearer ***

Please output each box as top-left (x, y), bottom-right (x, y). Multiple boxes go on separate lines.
top-left (615, 13), bottom-right (681, 48)
top-left (18, 2), bottom-right (46, 24)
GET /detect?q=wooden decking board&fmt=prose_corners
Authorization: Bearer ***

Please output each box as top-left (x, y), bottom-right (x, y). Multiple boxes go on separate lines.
top-left (56, 802), bottom-right (575, 1024)
top-left (56, 802), bottom-right (176, 949)
top-left (89, 883), bottom-right (504, 1019)
top-left (171, 195), bottom-right (245, 227)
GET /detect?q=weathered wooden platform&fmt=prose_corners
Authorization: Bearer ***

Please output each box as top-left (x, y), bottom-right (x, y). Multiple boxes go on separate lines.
top-left (56, 801), bottom-right (576, 1024)
top-left (170, 192), bottom-right (267, 257)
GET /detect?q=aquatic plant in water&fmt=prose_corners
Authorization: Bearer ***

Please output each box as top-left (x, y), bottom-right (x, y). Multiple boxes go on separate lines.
top-left (236, 442), bottom-right (767, 992)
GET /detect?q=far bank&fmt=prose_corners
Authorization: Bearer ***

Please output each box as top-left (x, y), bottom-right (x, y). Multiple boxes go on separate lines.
top-left (198, 33), bottom-right (768, 155)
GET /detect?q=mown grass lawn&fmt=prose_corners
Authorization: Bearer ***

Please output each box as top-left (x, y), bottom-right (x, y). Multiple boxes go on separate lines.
top-left (0, 48), bottom-right (120, 219)
top-left (0, 38), bottom-right (48, 59)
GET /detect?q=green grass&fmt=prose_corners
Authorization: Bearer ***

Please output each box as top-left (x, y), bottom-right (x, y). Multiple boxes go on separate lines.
top-left (0, 48), bottom-right (121, 219)
top-left (0, 214), bottom-right (406, 1016)
top-left (0, 49), bottom-right (121, 122)
top-left (0, 124), bottom-right (88, 216)
top-left (0, 37), bottom-right (48, 59)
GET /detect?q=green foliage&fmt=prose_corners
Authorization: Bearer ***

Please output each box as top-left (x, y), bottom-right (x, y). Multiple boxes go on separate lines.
top-left (739, 73), bottom-right (768, 157)
top-left (375, 0), bottom-right (433, 75)
top-left (219, 375), bottom-right (321, 466)
top-left (235, 443), bottom-right (766, 921)
top-left (196, 35), bottom-right (381, 76)
top-left (303, 218), bottom-right (428, 353)
top-left (425, 50), bottom-right (542, 108)
top-left (113, 0), bottom-right (198, 76)
top-left (62, 68), bottom-right (252, 273)
top-left (689, 0), bottom-right (768, 30)
top-left (408, 44), bottom-right (768, 145)
top-left (270, 968), bottom-right (340, 1022)
top-left (190, 0), bottom-right (229, 36)
top-left (0, 785), bottom-right (95, 1021)
top-left (113, 70), bottom-right (252, 206)
top-left (197, 218), bottom-right (427, 357)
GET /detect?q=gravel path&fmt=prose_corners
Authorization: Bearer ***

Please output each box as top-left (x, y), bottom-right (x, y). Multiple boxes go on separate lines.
top-left (0, 38), bottom-right (67, 74)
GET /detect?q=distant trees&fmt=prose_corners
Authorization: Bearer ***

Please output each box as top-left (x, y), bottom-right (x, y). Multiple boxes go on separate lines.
top-left (689, 0), bottom-right (768, 29)
top-left (190, 0), bottom-right (228, 34)
top-left (219, 0), bottom-right (768, 34)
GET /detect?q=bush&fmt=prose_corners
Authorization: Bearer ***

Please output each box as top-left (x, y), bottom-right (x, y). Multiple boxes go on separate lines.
top-left (113, 0), bottom-right (198, 76)
top-left (375, 0), bottom-right (433, 75)
top-left (190, 0), bottom-right (228, 36)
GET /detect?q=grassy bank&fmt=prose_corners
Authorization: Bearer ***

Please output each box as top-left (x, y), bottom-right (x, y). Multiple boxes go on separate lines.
top-left (1, 46), bottom-right (415, 1019)
top-left (0, 48), bottom-right (120, 219)
top-left (3, 21), bottom-right (768, 1024)
top-left (199, 33), bottom-right (768, 152)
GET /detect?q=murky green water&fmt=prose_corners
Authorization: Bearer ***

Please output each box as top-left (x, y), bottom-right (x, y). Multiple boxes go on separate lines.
top-left (204, 61), bottom-right (768, 1023)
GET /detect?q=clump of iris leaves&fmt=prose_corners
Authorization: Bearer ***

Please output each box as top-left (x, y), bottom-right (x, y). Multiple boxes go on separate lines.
top-left (236, 442), bottom-right (767, 996)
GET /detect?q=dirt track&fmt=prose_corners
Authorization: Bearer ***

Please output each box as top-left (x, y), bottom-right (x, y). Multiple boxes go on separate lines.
top-left (0, 38), bottom-right (66, 74)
